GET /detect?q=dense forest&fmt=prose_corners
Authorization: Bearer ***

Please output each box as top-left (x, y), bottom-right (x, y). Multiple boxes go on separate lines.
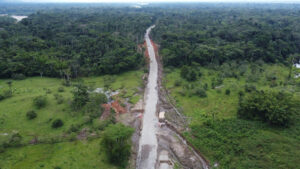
top-left (0, 7), bottom-right (154, 79)
top-left (152, 5), bottom-right (300, 67)
top-left (2, 4), bottom-right (300, 79)
top-left (150, 4), bottom-right (300, 169)
top-left (1, 3), bottom-right (300, 169)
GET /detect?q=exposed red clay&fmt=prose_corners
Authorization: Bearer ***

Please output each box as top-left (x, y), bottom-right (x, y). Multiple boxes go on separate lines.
top-left (150, 40), bottom-right (160, 61)
top-left (111, 101), bottom-right (127, 114)
top-left (143, 40), bottom-right (159, 64)
top-left (100, 103), bottom-right (111, 120)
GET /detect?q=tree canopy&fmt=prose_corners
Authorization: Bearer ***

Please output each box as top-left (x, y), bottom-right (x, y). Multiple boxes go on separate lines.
top-left (0, 7), bottom-right (153, 78)
top-left (100, 123), bottom-right (134, 167)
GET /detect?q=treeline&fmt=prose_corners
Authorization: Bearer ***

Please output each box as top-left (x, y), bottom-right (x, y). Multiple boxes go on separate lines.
top-left (2, 4), bottom-right (300, 79)
top-left (151, 6), bottom-right (300, 67)
top-left (0, 7), bottom-right (154, 78)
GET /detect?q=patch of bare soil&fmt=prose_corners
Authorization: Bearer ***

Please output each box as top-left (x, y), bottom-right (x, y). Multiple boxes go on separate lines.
top-left (124, 41), bottom-right (150, 168)
top-left (77, 128), bottom-right (88, 140)
top-left (100, 103), bottom-right (111, 120)
top-left (131, 38), bottom-right (209, 169)
top-left (157, 127), bottom-right (204, 169)
top-left (111, 100), bottom-right (127, 114)
top-left (154, 40), bottom-right (210, 169)
top-left (120, 104), bottom-right (143, 169)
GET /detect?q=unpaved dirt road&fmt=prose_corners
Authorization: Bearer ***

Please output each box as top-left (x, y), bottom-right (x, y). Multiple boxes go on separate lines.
top-left (136, 25), bottom-right (210, 169)
top-left (136, 25), bottom-right (159, 169)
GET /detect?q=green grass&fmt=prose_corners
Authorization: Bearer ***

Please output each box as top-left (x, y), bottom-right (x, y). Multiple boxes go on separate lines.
top-left (83, 71), bottom-right (143, 91)
top-left (0, 70), bottom-right (143, 169)
top-left (83, 71), bottom-right (143, 101)
top-left (165, 64), bottom-right (300, 168)
top-left (165, 64), bottom-right (299, 124)
top-left (0, 138), bottom-right (120, 169)
top-left (0, 71), bottom-right (142, 140)
top-left (0, 77), bottom-right (75, 142)
top-left (129, 95), bottom-right (141, 104)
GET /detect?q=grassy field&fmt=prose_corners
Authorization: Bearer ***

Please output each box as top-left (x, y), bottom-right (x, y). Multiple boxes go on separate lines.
top-left (164, 63), bottom-right (300, 169)
top-left (0, 70), bottom-right (143, 169)
top-left (0, 138), bottom-right (120, 169)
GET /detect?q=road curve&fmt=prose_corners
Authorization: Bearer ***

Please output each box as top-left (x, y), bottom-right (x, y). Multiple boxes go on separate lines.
top-left (136, 25), bottom-right (159, 169)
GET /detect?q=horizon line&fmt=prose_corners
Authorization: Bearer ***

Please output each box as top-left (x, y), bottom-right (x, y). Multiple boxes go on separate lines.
top-left (3, 1), bottom-right (300, 4)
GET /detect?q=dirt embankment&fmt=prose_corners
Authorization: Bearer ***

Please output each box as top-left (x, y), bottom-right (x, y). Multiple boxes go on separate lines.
top-left (153, 40), bottom-right (210, 169)
top-left (131, 35), bottom-right (210, 169)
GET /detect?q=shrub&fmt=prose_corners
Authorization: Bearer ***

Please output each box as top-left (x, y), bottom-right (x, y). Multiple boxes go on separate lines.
top-left (216, 76), bottom-right (224, 86)
top-left (180, 65), bottom-right (189, 78)
top-left (211, 81), bottom-right (216, 89)
top-left (238, 91), bottom-right (244, 97)
top-left (72, 83), bottom-right (89, 110)
top-left (68, 124), bottom-right (80, 133)
top-left (100, 123), bottom-right (134, 167)
top-left (54, 94), bottom-right (64, 104)
top-left (62, 79), bottom-right (71, 86)
top-left (57, 87), bottom-right (65, 92)
top-left (225, 89), bottom-right (231, 95)
top-left (103, 76), bottom-right (115, 89)
top-left (0, 146), bottom-right (5, 153)
top-left (84, 93), bottom-right (107, 118)
top-left (267, 74), bottom-right (277, 81)
top-left (186, 69), bottom-right (197, 81)
top-left (93, 119), bottom-right (111, 131)
top-left (244, 84), bottom-right (256, 93)
top-left (195, 88), bottom-right (207, 98)
top-left (238, 64), bottom-right (248, 76)
top-left (68, 132), bottom-right (77, 141)
top-left (90, 93), bottom-right (107, 105)
top-left (0, 89), bottom-right (13, 101)
top-left (0, 90), bottom-right (12, 101)
top-left (203, 83), bottom-right (208, 90)
top-left (181, 66), bottom-right (197, 81)
top-left (0, 95), bottom-right (4, 101)
top-left (8, 132), bottom-right (23, 147)
top-left (178, 89), bottom-right (186, 97)
top-left (3, 90), bottom-right (12, 97)
top-left (33, 96), bottom-right (47, 109)
top-left (52, 119), bottom-right (64, 128)
top-left (174, 79), bottom-right (182, 87)
top-left (83, 115), bottom-right (92, 124)
top-left (211, 77), bottom-right (223, 89)
top-left (109, 108), bottom-right (116, 124)
top-left (12, 73), bottom-right (26, 80)
top-left (270, 81), bottom-right (278, 88)
top-left (26, 110), bottom-right (37, 120)
top-left (143, 67), bottom-right (149, 73)
top-left (238, 90), bottom-right (295, 127)
top-left (246, 73), bottom-right (260, 82)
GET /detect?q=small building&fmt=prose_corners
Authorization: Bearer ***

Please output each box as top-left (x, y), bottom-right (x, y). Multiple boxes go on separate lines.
top-left (159, 111), bottom-right (165, 122)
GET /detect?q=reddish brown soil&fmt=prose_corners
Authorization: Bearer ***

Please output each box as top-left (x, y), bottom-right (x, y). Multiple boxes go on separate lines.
top-left (100, 103), bottom-right (111, 120)
top-left (142, 40), bottom-right (159, 67)
top-left (111, 101), bottom-right (127, 114)
top-left (143, 42), bottom-right (151, 64)
top-left (150, 40), bottom-right (160, 61)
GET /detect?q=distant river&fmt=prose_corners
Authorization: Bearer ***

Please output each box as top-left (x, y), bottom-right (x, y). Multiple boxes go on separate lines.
top-left (11, 15), bottom-right (27, 22)
top-left (0, 14), bottom-right (27, 22)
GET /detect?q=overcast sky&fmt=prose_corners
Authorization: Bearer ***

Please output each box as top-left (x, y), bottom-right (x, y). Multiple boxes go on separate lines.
top-left (4, 0), bottom-right (300, 3)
